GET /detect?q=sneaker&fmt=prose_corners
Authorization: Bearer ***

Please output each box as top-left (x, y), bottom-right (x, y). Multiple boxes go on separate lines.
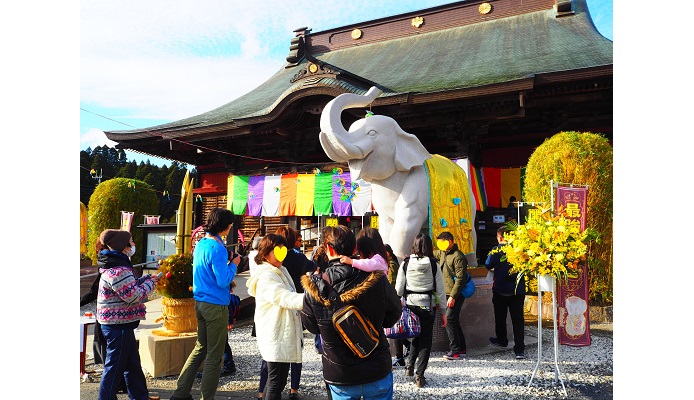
top-left (515, 352), bottom-right (527, 359)
top-left (415, 375), bottom-right (426, 388)
top-left (392, 357), bottom-right (406, 367)
top-left (489, 337), bottom-right (508, 348)
top-left (405, 366), bottom-right (414, 377)
top-left (443, 351), bottom-right (464, 360)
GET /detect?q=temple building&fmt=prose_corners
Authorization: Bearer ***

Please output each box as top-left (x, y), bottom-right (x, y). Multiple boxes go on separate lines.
top-left (105, 0), bottom-right (612, 258)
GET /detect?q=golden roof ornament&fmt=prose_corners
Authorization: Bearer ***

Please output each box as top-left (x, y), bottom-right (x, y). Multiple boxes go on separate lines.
top-left (479, 2), bottom-right (492, 15)
top-left (411, 16), bottom-right (424, 28)
top-left (351, 29), bottom-right (362, 40)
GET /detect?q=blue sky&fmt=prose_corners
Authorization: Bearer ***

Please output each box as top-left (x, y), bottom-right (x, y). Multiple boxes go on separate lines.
top-left (80, 0), bottom-right (613, 167)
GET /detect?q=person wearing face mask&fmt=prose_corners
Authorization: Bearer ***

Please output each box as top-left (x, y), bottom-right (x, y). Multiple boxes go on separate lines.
top-left (96, 229), bottom-right (160, 400)
top-left (246, 234), bottom-right (305, 400)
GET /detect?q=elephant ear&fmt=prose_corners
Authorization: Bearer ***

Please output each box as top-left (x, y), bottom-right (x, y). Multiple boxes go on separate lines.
top-left (393, 127), bottom-right (431, 171)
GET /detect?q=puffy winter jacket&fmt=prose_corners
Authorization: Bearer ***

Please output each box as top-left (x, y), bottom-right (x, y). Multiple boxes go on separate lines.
top-left (300, 260), bottom-right (401, 386)
top-left (246, 262), bottom-right (305, 363)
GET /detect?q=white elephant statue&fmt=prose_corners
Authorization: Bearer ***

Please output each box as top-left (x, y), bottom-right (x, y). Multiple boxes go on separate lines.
top-left (319, 86), bottom-right (478, 265)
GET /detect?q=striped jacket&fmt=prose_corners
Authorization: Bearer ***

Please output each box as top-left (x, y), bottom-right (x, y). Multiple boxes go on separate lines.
top-left (96, 250), bottom-right (155, 325)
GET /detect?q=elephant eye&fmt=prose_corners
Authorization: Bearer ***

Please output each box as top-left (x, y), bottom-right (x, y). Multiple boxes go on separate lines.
top-left (366, 129), bottom-right (377, 137)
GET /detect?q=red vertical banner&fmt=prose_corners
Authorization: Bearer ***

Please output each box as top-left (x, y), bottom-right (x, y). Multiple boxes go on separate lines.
top-left (556, 186), bottom-right (591, 346)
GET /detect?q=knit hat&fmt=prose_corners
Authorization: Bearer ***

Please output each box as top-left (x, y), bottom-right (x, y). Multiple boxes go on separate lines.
top-left (100, 229), bottom-right (132, 252)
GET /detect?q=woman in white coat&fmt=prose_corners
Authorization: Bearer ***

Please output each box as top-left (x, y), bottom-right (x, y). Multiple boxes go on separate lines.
top-left (246, 233), bottom-right (305, 400)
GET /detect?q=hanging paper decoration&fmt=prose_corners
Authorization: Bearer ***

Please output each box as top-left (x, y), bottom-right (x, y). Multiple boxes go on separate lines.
top-left (195, 194), bottom-right (203, 202)
top-left (163, 190), bottom-right (170, 200)
top-left (313, 168), bottom-right (322, 175)
top-left (365, 110), bottom-right (374, 118)
top-left (332, 167), bottom-right (343, 175)
top-left (128, 181), bottom-right (136, 191)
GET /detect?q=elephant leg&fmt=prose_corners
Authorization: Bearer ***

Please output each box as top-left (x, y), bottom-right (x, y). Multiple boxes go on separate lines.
top-left (389, 211), bottom-right (427, 261)
top-left (378, 216), bottom-right (394, 254)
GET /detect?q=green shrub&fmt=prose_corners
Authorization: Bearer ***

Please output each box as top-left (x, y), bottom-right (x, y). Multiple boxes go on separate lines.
top-left (155, 253), bottom-right (194, 298)
top-left (523, 131), bottom-right (613, 305)
top-left (87, 178), bottom-right (159, 264)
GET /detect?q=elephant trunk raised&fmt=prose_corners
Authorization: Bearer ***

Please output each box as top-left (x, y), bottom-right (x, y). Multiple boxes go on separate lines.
top-left (319, 87), bottom-right (382, 163)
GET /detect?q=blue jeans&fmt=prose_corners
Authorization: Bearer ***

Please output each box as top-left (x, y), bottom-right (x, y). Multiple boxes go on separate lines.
top-left (328, 372), bottom-right (393, 400)
top-left (99, 321), bottom-right (149, 400)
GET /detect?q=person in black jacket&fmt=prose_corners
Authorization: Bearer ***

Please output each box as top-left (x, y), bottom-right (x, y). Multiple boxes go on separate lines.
top-left (485, 226), bottom-right (527, 359)
top-left (301, 225), bottom-right (401, 400)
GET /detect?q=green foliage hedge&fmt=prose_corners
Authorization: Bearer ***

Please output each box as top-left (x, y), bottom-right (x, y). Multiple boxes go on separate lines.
top-left (523, 131), bottom-right (613, 305)
top-left (87, 178), bottom-right (159, 265)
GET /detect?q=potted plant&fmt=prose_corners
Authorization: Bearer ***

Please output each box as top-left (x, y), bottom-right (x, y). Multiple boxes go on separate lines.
top-left (155, 253), bottom-right (197, 334)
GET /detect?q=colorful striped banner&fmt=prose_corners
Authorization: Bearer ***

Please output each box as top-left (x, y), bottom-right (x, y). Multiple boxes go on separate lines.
top-left (470, 164), bottom-right (487, 211)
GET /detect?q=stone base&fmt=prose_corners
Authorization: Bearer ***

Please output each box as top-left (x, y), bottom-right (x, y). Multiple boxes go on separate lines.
top-left (139, 328), bottom-right (199, 378)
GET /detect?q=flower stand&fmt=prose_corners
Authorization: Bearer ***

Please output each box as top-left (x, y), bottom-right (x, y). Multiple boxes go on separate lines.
top-left (528, 274), bottom-right (568, 395)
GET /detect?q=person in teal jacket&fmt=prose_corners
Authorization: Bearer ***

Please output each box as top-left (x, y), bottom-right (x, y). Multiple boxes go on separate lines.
top-left (171, 207), bottom-right (241, 400)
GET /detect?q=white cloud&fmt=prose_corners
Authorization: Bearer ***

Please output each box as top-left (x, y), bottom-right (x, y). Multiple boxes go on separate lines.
top-left (80, 0), bottom-right (454, 120)
top-left (80, 128), bottom-right (118, 149)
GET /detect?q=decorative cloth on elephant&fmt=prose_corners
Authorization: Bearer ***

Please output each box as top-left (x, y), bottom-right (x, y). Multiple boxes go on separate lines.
top-left (424, 154), bottom-right (474, 255)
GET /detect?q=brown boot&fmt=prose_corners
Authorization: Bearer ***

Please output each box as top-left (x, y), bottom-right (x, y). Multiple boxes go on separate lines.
top-left (415, 375), bottom-right (426, 388)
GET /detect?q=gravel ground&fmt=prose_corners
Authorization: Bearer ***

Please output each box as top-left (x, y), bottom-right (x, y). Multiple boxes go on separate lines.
top-left (80, 300), bottom-right (612, 399)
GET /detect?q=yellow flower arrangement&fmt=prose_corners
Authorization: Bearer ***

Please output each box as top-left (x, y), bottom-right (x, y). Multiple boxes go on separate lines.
top-left (491, 207), bottom-right (599, 282)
